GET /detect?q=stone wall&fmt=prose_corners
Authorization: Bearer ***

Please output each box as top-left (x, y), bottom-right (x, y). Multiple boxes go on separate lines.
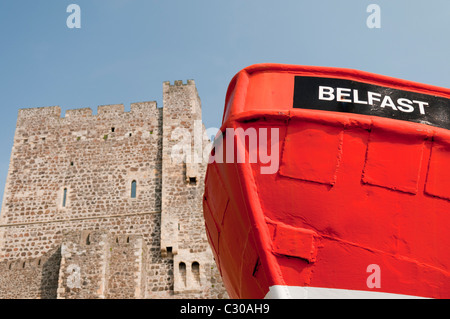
top-left (161, 80), bottom-right (209, 257)
top-left (107, 234), bottom-right (148, 299)
top-left (57, 230), bottom-right (149, 299)
top-left (0, 80), bottom-right (227, 299)
top-left (0, 247), bottom-right (61, 299)
top-left (57, 231), bottom-right (110, 299)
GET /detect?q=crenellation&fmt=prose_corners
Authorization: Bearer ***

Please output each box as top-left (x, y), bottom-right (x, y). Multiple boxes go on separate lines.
top-left (97, 103), bottom-right (125, 116)
top-left (4, 255), bottom-right (48, 270)
top-left (130, 101), bottom-right (158, 113)
top-left (0, 80), bottom-right (227, 299)
top-left (16, 101), bottom-right (160, 125)
top-left (163, 79), bottom-right (196, 90)
top-left (65, 108), bottom-right (93, 119)
top-left (17, 106), bottom-right (62, 121)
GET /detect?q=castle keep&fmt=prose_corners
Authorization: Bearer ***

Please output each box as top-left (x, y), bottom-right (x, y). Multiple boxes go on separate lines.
top-left (0, 80), bottom-right (227, 299)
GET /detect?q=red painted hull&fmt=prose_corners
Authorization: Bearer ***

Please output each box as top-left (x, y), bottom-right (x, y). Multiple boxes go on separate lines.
top-left (203, 64), bottom-right (450, 299)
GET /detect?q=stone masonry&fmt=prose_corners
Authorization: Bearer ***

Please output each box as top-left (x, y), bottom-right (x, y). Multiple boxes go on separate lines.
top-left (0, 80), bottom-right (227, 299)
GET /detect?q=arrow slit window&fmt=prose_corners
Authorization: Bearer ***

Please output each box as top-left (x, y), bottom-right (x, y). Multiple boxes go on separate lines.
top-left (131, 180), bottom-right (137, 198)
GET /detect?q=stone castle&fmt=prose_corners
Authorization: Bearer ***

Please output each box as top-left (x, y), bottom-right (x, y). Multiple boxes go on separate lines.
top-left (0, 80), bottom-right (228, 299)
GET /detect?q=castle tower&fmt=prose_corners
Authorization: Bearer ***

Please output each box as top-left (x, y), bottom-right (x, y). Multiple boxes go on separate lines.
top-left (0, 81), bottom-right (226, 299)
top-left (161, 80), bottom-right (217, 296)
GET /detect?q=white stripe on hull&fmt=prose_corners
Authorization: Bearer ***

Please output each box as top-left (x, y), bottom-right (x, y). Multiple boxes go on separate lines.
top-left (264, 285), bottom-right (427, 299)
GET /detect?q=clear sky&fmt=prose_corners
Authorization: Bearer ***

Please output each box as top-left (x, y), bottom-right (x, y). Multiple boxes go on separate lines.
top-left (0, 0), bottom-right (449, 207)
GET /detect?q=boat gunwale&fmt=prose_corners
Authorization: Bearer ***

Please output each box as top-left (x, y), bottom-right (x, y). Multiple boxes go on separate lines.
top-left (223, 63), bottom-right (450, 125)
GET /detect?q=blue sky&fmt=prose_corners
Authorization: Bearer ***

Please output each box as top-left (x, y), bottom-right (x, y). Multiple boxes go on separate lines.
top-left (0, 0), bottom-right (449, 205)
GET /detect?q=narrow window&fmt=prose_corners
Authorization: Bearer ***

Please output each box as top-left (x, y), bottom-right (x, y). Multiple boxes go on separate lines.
top-left (179, 262), bottom-right (187, 287)
top-left (86, 234), bottom-right (91, 245)
top-left (192, 262), bottom-right (200, 284)
top-left (131, 180), bottom-right (137, 198)
top-left (111, 127), bottom-right (115, 133)
top-left (62, 188), bottom-right (68, 207)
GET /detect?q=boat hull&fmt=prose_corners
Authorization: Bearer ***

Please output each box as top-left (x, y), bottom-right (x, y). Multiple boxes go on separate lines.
top-left (203, 64), bottom-right (450, 299)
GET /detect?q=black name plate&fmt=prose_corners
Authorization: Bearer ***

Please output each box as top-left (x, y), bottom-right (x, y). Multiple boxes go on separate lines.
top-left (293, 76), bottom-right (450, 130)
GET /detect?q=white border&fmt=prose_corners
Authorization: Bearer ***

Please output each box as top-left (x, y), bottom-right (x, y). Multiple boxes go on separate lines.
top-left (264, 285), bottom-right (427, 299)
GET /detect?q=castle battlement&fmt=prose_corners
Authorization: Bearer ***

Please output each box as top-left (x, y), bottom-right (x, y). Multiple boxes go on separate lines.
top-left (130, 101), bottom-right (158, 113)
top-left (3, 257), bottom-right (42, 271)
top-left (18, 106), bottom-right (62, 120)
top-left (97, 103), bottom-right (125, 115)
top-left (163, 79), bottom-right (196, 87)
top-left (65, 107), bottom-right (93, 118)
top-left (17, 101), bottom-right (161, 123)
top-left (112, 234), bottom-right (143, 246)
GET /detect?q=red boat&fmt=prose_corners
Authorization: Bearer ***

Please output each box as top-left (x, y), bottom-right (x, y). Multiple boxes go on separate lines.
top-left (203, 64), bottom-right (450, 299)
